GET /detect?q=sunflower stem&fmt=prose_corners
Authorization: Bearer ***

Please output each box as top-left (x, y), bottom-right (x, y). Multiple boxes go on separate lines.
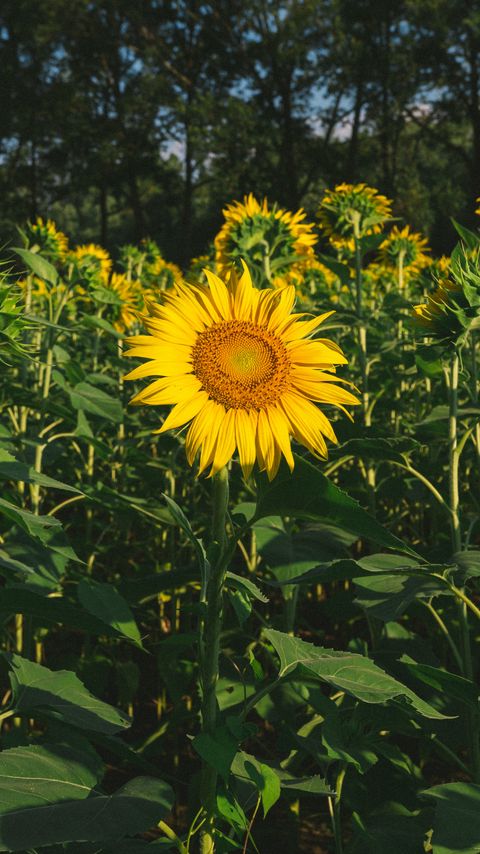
top-left (448, 349), bottom-right (480, 781)
top-left (199, 466), bottom-right (230, 854)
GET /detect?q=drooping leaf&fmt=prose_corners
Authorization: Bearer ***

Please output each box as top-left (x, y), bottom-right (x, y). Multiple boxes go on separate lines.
top-left (354, 574), bottom-right (447, 621)
top-left (244, 761), bottom-right (281, 817)
top-left (5, 653), bottom-right (131, 733)
top-left (264, 629), bottom-right (449, 719)
top-left (54, 372), bottom-right (123, 423)
top-left (0, 776), bottom-right (174, 852)
top-left (192, 726), bottom-right (238, 781)
top-left (13, 247), bottom-right (59, 285)
top-left (423, 782), bottom-right (480, 854)
top-left (254, 456), bottom-right (419, 557)
top-left (225, 572), bottom-right (268, 603)
top-left (0, 588), bottom-right (120, 636)
top-left (0, 499), bottom-right (78, 562)
top-left (0, 744), bottom-right (103, 811)
top-left (163, 494), bottom-right (209, 594)
top-left (0, 449), bottom-right (81, 493)
top-left (77, 580), bottom-right (143, 647)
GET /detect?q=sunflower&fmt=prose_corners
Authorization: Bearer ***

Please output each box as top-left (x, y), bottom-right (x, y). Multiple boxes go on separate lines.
top-left (412, 277), bottom-right (463, 339)
top-left (214, 193), bottom-right (317, 288)
top-left (125, 262), bottom-right (358, 480)
top-left (149, 257), bottom-right (182, 292)
top-left (379, 226), bottom-right (431, 275)
top-left (25, 217), bottom-right (69, 261)
top-left (103, 273), bottom-right (141, 333)
top-left (72, 244), bottom-right (112, 279)
top-left (318, 183), bottom-right (392, 245)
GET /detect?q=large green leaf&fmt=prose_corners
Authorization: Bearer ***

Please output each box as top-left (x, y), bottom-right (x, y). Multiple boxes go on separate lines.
top-left (264, 629), bottom-right (448, 719)
top-left (13, 247), bottom-right (59, 285)
top-left (0, 744), bottom-right (102, 811)
top-left (254, 456), bottom-right (419, 557)
top-left (54, 372), bottom-right (123, 423)
top-left (330, 436), bottom-right (420, 464)
top-left (78, 580), bottom-right (143, 647)
top-left (0, 499), bottom-right (78, 562)
top-left (423, 782), bottom-right (480, 854)
top-left (5, 654), bottom-right (131, 733)
top-left (0, 776), bottom-right (174, 852)
top-left (0, 588), bottom-right (121, 636)
top-left (0, 449), bottom-right (81, 494)
top-left (231, 751), bottom-right (331, 798)
top-left (354, 574), bottom-right (446, 621)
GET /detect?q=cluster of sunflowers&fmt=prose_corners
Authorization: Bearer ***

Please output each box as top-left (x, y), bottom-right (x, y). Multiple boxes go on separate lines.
top-left (15, 186), bottom-right (480, 481)
top-left (17, 186), bottom-right (444, 338)
top-left (17, 218), bottom-right (182, 334)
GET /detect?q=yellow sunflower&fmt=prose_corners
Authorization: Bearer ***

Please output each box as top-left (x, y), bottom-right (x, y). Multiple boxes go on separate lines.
top-left (72, 244), bottom-right (113, 279)
top-left (107, 273), bottom-right (141, 333)
top-left (214, 193), bottom-right (317, 288)
top-left (25, 217), bottom-right (69, 261)
top-left (125, 262), bottom-right (358, 480)
top-left (379, 226), bottom-right (431, 275)
top-left (412, 278), bottom-right (462, 332)
top-left (150, 256), bottom-right (182, 291)
top-left (318, 183), bottom-right (392, 245)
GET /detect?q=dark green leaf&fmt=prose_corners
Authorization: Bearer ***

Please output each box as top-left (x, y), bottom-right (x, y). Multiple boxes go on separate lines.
top-left (77, 580), bottom-right (143, 647)
top-left (0, 744), bottom-right (102, 811)
top-left (265, 629), bottom-right (449, 718)
top-left (254, 456), bottom-right (419, 557)
top-left (0, 776), bottom-right (174, 852)
top-left (0, 449), bottom-right (81, 493)
top-left (5, 654), bottom-right (131, 733)
top-left (423, 782), bottom-right (480, 854)
top-left (13, 247), bottom-right (59, 285)
top-left (192, 727), bottom-right (237, 781)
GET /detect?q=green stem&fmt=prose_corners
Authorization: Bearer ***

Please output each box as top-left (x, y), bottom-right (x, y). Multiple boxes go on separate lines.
top-left (328, 765), bottom-right (346, 854)
top-left (157, 820), bottom-right (188, 854)
top-left (447, 349), bottom-right (480, 781)
top-left (448, 350), bottom-right (461, 554)
top-left (199, 466), bottom-right (229, 854)
top-left (354, 231), bottom-right (375, 509)
top-left (423, 601), bottom-right (463, 672)
top-left (261, 240), bottom-right (272, 285)
top-left (471, 332), bottom-right (480, 471)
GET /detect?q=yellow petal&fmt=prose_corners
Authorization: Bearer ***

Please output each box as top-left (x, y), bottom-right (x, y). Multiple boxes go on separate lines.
top-left (155, 391), bottom-right (209, 433)
top-left (203, 269), bottom-right (232, 319)
top-left (209, 408), bottom-right (237, 476)
top-left (235, 408), bottom-right (257, 479)
top-left (266, 405), bottom-right (294, 471)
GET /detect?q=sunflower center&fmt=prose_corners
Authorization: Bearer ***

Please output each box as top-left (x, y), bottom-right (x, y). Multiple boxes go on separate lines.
top-left (192, 320), bottom-right (291, 410)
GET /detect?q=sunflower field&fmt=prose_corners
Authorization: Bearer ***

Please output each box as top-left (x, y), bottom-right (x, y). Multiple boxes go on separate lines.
top-left (2, 185), bottom-right (480, 854)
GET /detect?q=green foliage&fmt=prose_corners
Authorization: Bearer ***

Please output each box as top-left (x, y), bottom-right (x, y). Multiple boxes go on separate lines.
top-left (2, 190), bottom-right (480, 852)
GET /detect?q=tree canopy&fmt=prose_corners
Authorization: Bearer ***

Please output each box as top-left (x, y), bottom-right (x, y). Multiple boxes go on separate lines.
top-left (1, 0), bottom-right (477, 258)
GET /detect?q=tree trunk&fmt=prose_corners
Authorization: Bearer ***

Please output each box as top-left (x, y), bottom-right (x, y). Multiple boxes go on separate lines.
top-left (468, 31), bottom-right (480, 221)
top-left (99, 181), bottom-right (108, 245)
top-left (30, 138), bottom-right (37, 220)
top-left (279, 72), bottom-right (298, 209)
top-left (346, 77), bottom-right (364, 181)
top-left (181, 103), bottom-right (194, 264)
top-left (126, 161), bottom-right (145, 241)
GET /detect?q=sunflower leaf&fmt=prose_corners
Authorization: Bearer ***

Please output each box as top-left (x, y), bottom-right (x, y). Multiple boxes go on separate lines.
top-left (254, 455), bottom-right (420, 558)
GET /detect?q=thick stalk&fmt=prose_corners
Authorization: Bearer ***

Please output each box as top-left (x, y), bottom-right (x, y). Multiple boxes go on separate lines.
top-left (199, 467), bottom-right (229, 854)
top-left (448, 350), bottom-right (480, 780)
top-left (354, 231), bottom-right (376, 509)
top-left (328, 765), bottom-right (346, 854)
top-left (448, 351), bottom-right (461, 554)
top-left (471, 332), bottom-right (480, 470)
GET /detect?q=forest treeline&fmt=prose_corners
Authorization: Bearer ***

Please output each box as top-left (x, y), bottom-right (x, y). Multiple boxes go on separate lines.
top-left (1, 0), bottom-right (479, 261)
